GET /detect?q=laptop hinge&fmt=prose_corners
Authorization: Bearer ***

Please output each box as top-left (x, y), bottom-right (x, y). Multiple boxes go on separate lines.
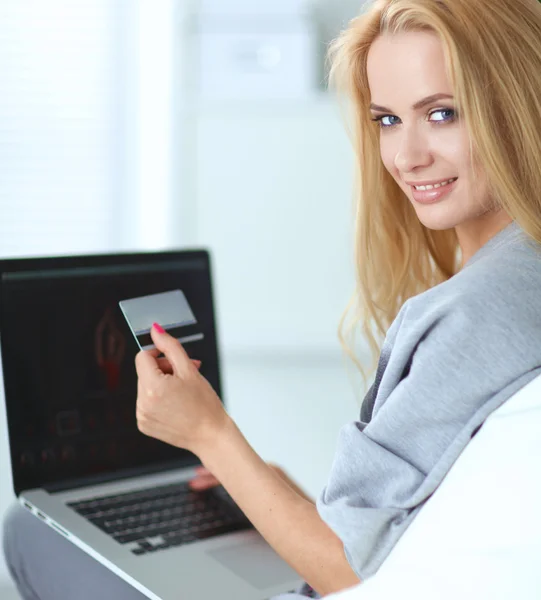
top-left (43, 456), bottom-right (200, 494)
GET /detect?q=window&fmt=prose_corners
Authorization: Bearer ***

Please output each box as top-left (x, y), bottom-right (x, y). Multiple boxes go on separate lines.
top-left (0, 0), bottom-right (179, 257)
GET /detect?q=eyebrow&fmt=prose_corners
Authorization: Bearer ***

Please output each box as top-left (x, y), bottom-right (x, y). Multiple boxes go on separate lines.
top-left (369, 93), bottom-right (454, 113)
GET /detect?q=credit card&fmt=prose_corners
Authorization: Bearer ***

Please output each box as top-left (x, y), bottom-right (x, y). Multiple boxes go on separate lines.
top-left (119, 289), bottom-right (204, 350)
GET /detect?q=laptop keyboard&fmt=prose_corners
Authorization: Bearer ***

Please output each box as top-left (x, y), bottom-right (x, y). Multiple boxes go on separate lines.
top-left (68, 481), bottom-right (253, 556)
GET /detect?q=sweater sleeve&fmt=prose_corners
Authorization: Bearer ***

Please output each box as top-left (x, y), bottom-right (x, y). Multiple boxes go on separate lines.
top-left (316, 289), bottom-right (541, 580)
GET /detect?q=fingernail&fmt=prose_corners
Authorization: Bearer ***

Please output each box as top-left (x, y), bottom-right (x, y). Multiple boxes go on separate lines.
top-left (152, 322), bottom-right (165, 334)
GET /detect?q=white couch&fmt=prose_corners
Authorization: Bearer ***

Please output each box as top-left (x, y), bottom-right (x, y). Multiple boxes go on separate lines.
top-left (327, 372), bottom-right (541, 599)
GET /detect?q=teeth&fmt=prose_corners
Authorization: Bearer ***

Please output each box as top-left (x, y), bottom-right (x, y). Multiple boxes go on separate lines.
top-left (414, 178), bottom-right (456, 191)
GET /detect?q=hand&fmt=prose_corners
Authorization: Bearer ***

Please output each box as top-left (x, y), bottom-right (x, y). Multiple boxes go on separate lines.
top-left (157, 356), bottom-right (202, 375)
top-left (189, 465), bottom-right (222, 491)
top-left (135, 324), bottom-right (230, 455)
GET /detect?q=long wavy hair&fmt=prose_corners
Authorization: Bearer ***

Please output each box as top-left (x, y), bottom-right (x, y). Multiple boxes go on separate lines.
top-left (330, 0), bottom-right (541, 379)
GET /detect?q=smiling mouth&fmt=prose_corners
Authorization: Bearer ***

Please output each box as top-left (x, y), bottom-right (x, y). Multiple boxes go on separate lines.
top-left (411, 178), bottom-right (458, 191)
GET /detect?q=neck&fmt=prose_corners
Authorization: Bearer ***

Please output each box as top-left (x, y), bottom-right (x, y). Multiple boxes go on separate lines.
top-left (457, 209), bottom-right (514, 268)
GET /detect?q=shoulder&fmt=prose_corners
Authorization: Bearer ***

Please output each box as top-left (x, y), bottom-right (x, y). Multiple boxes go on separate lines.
top-left (404, 228), bottom-right (541, 331)
top-left (376, 225), bottom-right (541, 401)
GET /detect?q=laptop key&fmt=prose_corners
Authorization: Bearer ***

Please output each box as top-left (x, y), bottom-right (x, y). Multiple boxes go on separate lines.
top-left (71, 481), bottom-right (254, 549)
top-left (114, 531), bottom-right (147, 544)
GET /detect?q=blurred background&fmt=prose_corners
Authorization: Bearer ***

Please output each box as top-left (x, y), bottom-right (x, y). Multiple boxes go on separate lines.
top-left (0, 0), bottom-right (371, 594)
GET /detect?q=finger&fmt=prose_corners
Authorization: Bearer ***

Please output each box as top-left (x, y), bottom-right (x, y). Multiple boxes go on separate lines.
top-left (147, 343), bottom-right (198, 361)
top-left (145, 336), bottom-right (201, 371)
top-left (156, 358), bottom-right (199, 374)
top-left (150, 323), bottom-right (193, 378)
top-left (156, 357), bottom-right (174, 374)
top-left (191, 472), bottom-right (217, 483)
top-left (190, 472), bottom-right (218, 483)
top-left (190, 466), bottom-right (217, 484)
top-left (195, 466), bottom-right (211, 475)
top-left (135, 349), bottom-right (164, 382)
top-left (189, 475), bottom-right (220, 490)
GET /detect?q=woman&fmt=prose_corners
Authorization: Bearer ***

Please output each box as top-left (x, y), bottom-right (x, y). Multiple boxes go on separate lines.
top-left (5, 0), bottom-right (541, 598)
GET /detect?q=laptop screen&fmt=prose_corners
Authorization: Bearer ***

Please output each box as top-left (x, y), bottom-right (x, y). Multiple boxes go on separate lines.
top-left (0, 250), bottom-right (222, 496)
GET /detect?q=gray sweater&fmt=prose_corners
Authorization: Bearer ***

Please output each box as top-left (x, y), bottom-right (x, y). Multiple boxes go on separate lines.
top-left (316, 221), bottom-right (541, 580)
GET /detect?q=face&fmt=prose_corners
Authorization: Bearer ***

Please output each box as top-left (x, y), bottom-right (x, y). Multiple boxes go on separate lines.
top-left (367, 31), bottom-right (497, 234)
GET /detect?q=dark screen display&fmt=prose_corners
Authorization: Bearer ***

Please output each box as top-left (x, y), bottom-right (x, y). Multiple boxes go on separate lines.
top-left (0, 252), bottom-right (222, 495)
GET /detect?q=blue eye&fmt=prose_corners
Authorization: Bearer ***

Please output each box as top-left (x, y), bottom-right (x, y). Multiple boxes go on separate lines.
top-left (428, 108), bottom-right (456, 123)
top-left (371, 108), bottom-right (456, 129)
top-left (371, 115), bottom-right (401, 128)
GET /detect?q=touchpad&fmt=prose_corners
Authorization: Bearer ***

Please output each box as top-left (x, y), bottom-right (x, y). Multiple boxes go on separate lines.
top-left (206, 538), bottom-right (299, 590)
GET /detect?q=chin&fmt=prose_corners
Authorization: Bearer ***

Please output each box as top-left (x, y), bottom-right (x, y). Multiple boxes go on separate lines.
top-left (412, 205), bottom-right (462, 232)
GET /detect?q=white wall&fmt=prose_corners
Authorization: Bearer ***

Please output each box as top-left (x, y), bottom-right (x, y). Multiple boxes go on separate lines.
top-left (183, 0), bottom-right (370, 499)
top-left (192, 94), bottom-right (368, 488)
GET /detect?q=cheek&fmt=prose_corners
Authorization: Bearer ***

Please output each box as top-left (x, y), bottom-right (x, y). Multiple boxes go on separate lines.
top-left (436, 126), bottom-right (469, 172)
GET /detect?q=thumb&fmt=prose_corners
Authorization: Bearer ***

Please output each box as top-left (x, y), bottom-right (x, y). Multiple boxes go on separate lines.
top-left (150, 323), bottom-right (193, 378)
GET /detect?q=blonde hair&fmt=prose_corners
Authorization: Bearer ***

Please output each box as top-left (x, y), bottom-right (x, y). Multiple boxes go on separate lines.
top-left (330, 0), bottom-right (541, 379)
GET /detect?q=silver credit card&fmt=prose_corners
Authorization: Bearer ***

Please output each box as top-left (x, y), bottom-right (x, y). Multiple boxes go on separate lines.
top-left (119, 289), bottom-right (204, 350)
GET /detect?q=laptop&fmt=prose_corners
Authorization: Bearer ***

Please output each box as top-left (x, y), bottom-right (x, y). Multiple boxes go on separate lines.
top-left (0, 249), bottom-right (302, 599)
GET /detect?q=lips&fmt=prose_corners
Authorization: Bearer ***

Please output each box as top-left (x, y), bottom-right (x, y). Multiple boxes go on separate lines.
top-left (407, 177), bottom-right (458, 191)
top-left (408, 177), bottom-right (458, 205)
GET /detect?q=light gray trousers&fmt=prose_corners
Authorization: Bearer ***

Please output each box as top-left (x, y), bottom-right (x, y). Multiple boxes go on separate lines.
top-left (3, 502), bottom-right (147, 600)
top-left (3, 502), bottom-right (313, 600)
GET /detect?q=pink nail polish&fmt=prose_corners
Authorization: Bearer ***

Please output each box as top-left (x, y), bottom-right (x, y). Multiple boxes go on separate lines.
top-left (152, 322), bottom-right (165, 334)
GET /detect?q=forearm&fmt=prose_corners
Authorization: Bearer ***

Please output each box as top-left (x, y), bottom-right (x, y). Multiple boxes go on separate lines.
top-left (271, 465), bottom-right (314, 504)
top-left (197, 417), bottom-right (361, 596)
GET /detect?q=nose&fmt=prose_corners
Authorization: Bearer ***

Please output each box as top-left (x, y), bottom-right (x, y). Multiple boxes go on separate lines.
top-left (394, 126), bottom-right (433, 174)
